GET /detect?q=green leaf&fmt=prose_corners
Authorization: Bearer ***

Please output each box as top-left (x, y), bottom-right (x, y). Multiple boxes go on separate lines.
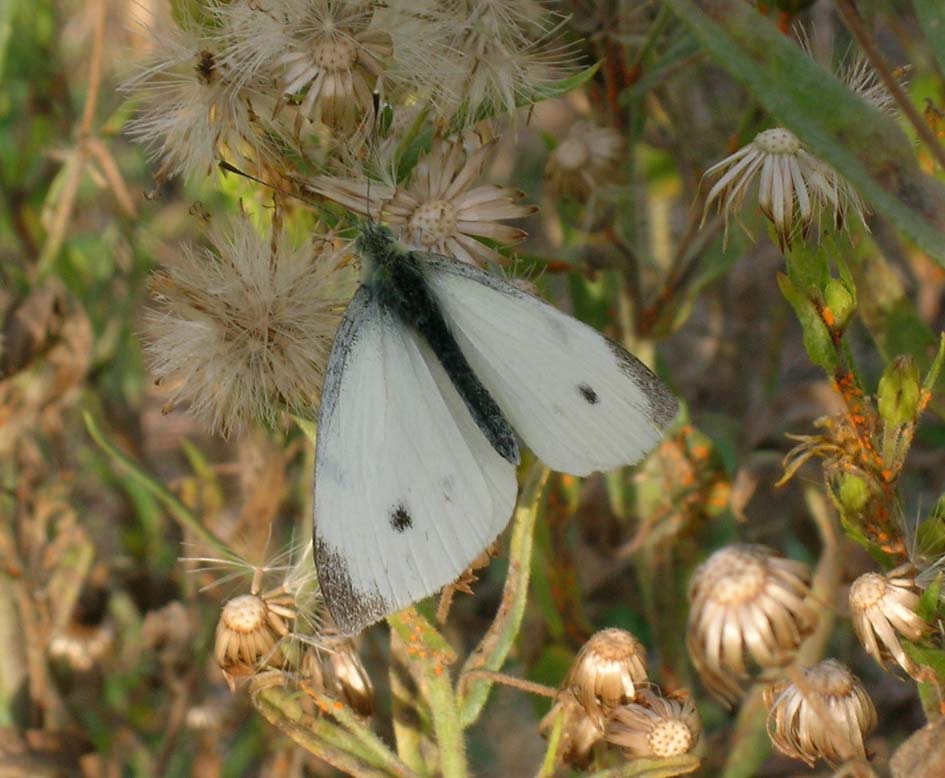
top-left (903, 640), bottom-right (945, 678)
top-left (662, 0), bottom-right (945, 265)
top-left (915, 1), bottom-right (945, 78)
top-left (918, 573), bottom-right (942, 623)
top-left (777, 272), bottom-right (837, 372)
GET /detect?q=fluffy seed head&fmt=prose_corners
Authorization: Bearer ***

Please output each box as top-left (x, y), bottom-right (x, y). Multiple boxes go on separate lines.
top-left (146, 216), bottom-right (353, 436)
top-left (566, 628), bottom-right (648, 725)
top-left (606, 689), bottom-right (703, 762)
top-left (545, 120), bottom-right (624, 199)
top-left (764, 659), bottom-right (877, 766)
top-left (687, 544), bottom-right (818, 705)
top-left (849, 564), bottom-right (931, 678)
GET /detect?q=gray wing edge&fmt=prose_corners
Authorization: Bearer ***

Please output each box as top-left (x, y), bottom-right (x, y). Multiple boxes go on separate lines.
top-left (313, 285), bottom-right (392, 635)
top-left (415, 253), bottom-right (680, 431)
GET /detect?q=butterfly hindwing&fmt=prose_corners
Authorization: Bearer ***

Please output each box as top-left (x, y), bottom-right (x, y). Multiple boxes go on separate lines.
top-left (420, 256), bottom-right (679, 477)
top-left (314, 287), bottom-right (517, 635)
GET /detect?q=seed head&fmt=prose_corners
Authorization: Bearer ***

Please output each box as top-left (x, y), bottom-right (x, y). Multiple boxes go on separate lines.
top-left (545, 121), bottom-right (624, 199)
top-left (566, 628), bottom-right (649, 725)
top-left (764, 659), bottom-right (877, 766)
top-left (214, 588), bottom-right (297, 682)
top-left (687, 544), bottom-right (818, 705)
top-left (606, 689), bottom-right (703, 762)
top-left (849, 564), bottom-right (931, 678)
top-left (146, 216), bottom-right (353, 436)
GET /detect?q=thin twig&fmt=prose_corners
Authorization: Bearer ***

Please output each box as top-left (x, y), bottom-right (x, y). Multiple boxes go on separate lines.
top-left (461, 670), bottom-right (558, 700)
top-left (835, 0), bottom-right (945, 173)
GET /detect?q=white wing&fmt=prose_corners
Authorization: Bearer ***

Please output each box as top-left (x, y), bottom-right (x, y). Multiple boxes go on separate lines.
top-left (422, 259), bottom-right (679, 477)
top-left (314, 287), bottom-right (517, 635)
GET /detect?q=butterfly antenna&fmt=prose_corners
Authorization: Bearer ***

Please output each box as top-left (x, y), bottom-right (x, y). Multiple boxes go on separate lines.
top-left (218, 160), bottom-right (317, 209)
top-left (366, 89), bottom-right (381, 225)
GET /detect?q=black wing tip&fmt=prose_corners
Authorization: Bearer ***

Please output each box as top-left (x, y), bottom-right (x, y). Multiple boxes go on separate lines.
top-left (606, 339), bottom-right (679, 429)
top-left (314, 537), bottom-right (390, 636)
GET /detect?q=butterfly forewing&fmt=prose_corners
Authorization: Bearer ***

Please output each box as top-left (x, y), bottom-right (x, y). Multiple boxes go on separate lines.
top-left (421, 256), bottom-right (679, 477)
top-left (314, 287), bottom-right (517, 635)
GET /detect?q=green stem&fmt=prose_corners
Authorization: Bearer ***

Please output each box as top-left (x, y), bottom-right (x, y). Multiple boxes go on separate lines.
top-left (82, 411), bottom-right (237, 561)
top-left (253, 687), bottom-right (403, 778)
top-left (534, 705), bottom-right (565, 778)
top-left (458, 463), bottom-right (550, 726)
top-left (586, 753), bottom-right (701, 777)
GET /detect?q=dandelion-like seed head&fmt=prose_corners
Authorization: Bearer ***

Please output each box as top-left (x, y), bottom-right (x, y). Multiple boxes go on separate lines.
top-left (764, 659), bottom-right (877, 766)
top-left (123, 12), bottom-right (277, 181)
top-left (545, 120), bottom-right (624, 199)
top-left (687, 544), bottom-right (818, 705)
top-left (606, 689), bottom-right (702, 761)
top-left (849, 564), bottom-right (931, 678)
top-left (566, 628), bottom-right (648, 724)
top-left (146, 216), bottom-right (353, 436)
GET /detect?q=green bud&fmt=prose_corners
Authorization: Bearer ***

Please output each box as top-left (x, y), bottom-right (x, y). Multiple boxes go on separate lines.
top-left (824, 279), bottom-right (855, 331)
top-left (837, 474), bottom-right (870, 515)
top-left (878, 356), bottom-right (921, 427)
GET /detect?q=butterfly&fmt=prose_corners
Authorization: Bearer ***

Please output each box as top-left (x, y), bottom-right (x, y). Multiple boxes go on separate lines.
top-left (314, 222), bottom-right (678, 634)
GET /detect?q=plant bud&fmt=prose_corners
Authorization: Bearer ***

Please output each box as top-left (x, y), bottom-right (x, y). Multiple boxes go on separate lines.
top-left (823, 279), bottom-right (855, 331)
top-left (836, 474), bottom-right (870, 515)
top-left (878, 356), bottom-right (921, 427)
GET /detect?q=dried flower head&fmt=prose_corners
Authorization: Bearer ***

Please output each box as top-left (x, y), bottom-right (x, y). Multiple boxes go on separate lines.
top-left (439, 0), bottom-right (578, 123)
top-left (146, 216), bottom-right (353, 436)
top-left (606, 689), bottom-right (703, 762)
top-left (545, 120), bottom-right (623, 199)
top-left (539, 694), bottom-right (602, 769)
top-left (222, 0), bottom-right (391, 130)
top-left (849, 564), bottom-right (931, 678)
top-left (566, 628), bottom-right (649, 725)
top-left (123, 12), bottom-right (278, 181)
top-left (302, 634), bottom-right (374, 717)
top-left (764, 659), bottom-right (877, 766)
top-left (687, 544), bottom-right (818, 705)
top-left (312, 136), bottom-right (536, 265)
top-left (214, 587), bottom-right (297, 682)
top-left (48, 619), bottom-right (115, 673)
top-left (702, 127), bottom-right (866, 251)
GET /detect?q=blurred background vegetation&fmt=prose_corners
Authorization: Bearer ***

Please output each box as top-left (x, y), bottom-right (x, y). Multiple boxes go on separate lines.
top-left (5, 0), bottom-right (945, 776)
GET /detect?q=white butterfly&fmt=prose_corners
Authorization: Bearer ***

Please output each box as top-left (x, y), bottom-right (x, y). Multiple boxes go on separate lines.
top-left (314, 223), bottom-right (678, 634)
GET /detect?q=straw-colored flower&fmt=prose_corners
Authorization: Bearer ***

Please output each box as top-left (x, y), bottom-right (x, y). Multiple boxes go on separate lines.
top-left (606, 689), bottom-right (702, 762)
top-left (566, 628), bottom-right (649, 725)
top-left (764, 659), bottom-right (877, 766)
top-left (124, 14), bottom-right (277, 181)
top-left (312, 137), bottom-right (537, 265)
top-left (702, 127), bottom-right (866, 251)
top-left (49, 619), bottom-right (115, 673)
top-left (146, 217), bottom-right (353, 436)
top-left (849, 564), bottom-right (931, 678)
top-left (302, 635), bottom-right (374, 717)
top-left (222, 0), bottom-right (391, 130)
top-left (213, 589), bottom-right (297, 681)
top-left (687, 544), bottom-right (818, 705)
top-left (539, 694), bottom-right (602, 769)
top-left (545, 120), bottom-right (623, 199)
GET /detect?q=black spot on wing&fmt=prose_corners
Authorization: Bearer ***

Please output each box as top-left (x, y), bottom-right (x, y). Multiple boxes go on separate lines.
top-left (314, 537), bottom-right (389, 635)
top-left (606, 339), bottom-right (679, 428)
top-left (578, 384), bottom-right (599, 404)
top-left (390, 503), bottom-right (413, 532)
